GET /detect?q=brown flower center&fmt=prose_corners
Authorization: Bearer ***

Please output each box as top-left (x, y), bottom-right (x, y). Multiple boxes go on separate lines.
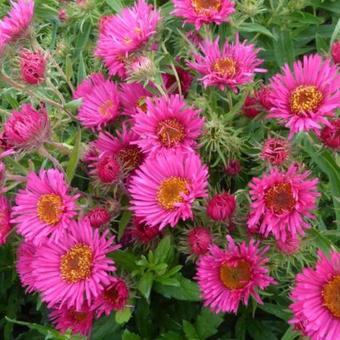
top-left (192, 0), bottom-right (222, 13)
top-left (157, 176), bottom-right (189, 210)
top-left (68, 310), bottom-right (88, 322)
top-left (99, 100), bottom-right (115, 116)
top-left (137, 96), bottom-right (147, 112)
top-left (117, 145), bottom-right (144, 170)
top-left (37, 194), bottom-right (63, 225)
top-left (264, 182), bottom-right (296, 214)
top-left (156, 118), bottom-right (185, 148)
top-left (220, 260), bottom-right (251, 290)
top-left (103, 286), bottom-right (119, 304)
top-left (213, 57), bottom-right (237, 78)
top-left (60, 244), bottom-right (93, 283)
top-left (323, 275), bottom-right (340, 318)
top-left (289, 85), bottom-right (323, 115)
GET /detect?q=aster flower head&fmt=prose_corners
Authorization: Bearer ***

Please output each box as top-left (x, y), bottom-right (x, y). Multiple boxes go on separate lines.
top-left (187, 226), bottom-right (212, 256)
top-left (256, 85), bottom-right (273, 111)
top-left (290, 250), bottom-right (340, 339)
top-left (260, 137), bottom-right (290, 165)
top-left (12, 169), bottom-right (78, 245)
top-left (133, 95), bottom-right (204, 155)
top-left (85, 207), bottom-right (111, 228)
top-left (0, 195), bottom-right (11, 245)
top-left (50, 303), bottom-right (94, 336)
top-left (95, 0), bottom-right (160, 76)
top-left (94, 124), bottom-right (145, 174)
top-left (3, 103), bottom-right (49, 150)
top-left (269, 54), bottom-right (340, 138)
top-left (0, 0), bottom-right (34, 45)
top-left (76, 75), bottom-right (120, 129)
top-left (242, 95), bottom-right (262, 118)
top-left (162, 66), bottom-right (193, 96)
top-left (129, 150), bottom-right (208, 229)
top-left (92, 277), bottom-right (129, 317)
top-left (275, 236), bottom-right (300, 255)
top-left (319, 118), bottom-right (340, 151)
top-left (20, 49), bottom-right (46, 85)
top-left (196, 236), bottom-right (275, 314)
top-left (119, 82), bottom-right (152, 116)
top-left (73, 73), bottom-right (105, 100)
top-left (206, 192), bottom-right (236, 222)
top-left (224, 159), bottom-right (241, 176)
top-left (130, 216), bottom-right (160, 244)
top-left (89, 153), bottom-right (121, 185)
top-left (188, 36), bottom-right (265, 91)
top-left (247, 164), bottom-right (319, 242)
top-left (32, 219), bottom-right (119, 310)
top-left (331, 40), bottom-right (340, 65)
top-left (16, 241), bottom-right (37, 292)
top-left (171, 0), bottom-right (235, 30)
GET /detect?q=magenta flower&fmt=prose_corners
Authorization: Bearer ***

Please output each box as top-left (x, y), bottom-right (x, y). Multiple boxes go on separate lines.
top-left (0, 0), bottom-right (34, 45)
top-left (290, 250), bottom-right (340, 340)
top-left (320, 118), bottom-right (340, 151)
top-left (95, 0), bottom-right (160, 76)
top-left (3, 103), bottom-right (49, 150)
top-left (162, 66), bottom-right (193, 96)
top-left (50, 303), bottom-right (94, 336)
top-left (206, 192), bottom-right (236, 222)
top-left (76, 74), bottom-right (120, 129)
top-left (188, 36), bottom-right (265, 91)
top-left (129, 150), bottom-right (208, 229)
top-left (0, 195), bottom-right (11, 245)
top-left (20, 49), bottom-right (46, 85)
top-left (32, 219), bottom-right (119, 310)
top-left (260, 137), bottom-right (290, 165)
top-left (269, 54), bottom-right (340, 138)
top-left (89, 153), bottom-right (121, 185)
top-left (188, 227), bottom-right (212, 256)
top-left (85, 207), bottom-right (111, 228)
top-left (130, 216), bottom-right (160, 244)
top-left (171, 0), bottom-right (235, 30)
top-left (16, 241), bottom-right (37, 292)
top-left (119, 82), bottom-right (152, 116)
top-left (92, 277), bottom-right (129, 317)
top-left (331, 40), bottom-right (340, 65)
top-left (132, 95), bottom-right (204, 155)
top-left (196, 236), bottom-right (275, 313)
top-left (12, 169), bottom-right (79, 245)
top-left (247, 164), bottom-right (319, 242)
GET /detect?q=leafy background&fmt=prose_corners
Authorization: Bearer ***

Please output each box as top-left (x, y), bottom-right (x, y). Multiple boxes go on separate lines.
top-left (0, 0), bottom-right (339, 339)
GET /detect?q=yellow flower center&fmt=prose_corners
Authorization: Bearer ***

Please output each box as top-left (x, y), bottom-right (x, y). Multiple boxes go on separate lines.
top-left (60, 244), bottom-right (93, 284)
top-left (192, 0), bottom-right (222, 13)
top-left (289, 85), bottom-right (323, 115)
top-left (157, 176), bottom-right (189, 210)
top-left (99, 100), bottom-right (114, 116)
top-left (264, 182), bottom-right (296, 214)
top-left (323, 275), bottom-right (340, 318)
top-left (156, 118), bottom-right (185, 148)
top-left (213, 57), bottom-right (237, 78)
top-left (37, 194), bottom-right (63, 225)
top-left (220, 260), bottom-right (251, 290)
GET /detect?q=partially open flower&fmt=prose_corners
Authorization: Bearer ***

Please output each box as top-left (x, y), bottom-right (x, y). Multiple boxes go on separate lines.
top-left (260, 137), bottom-right (289, 165)
top-left (224, 159), bottom-right (241, 176)
top-left (242, 95), bottom-right (261, 118)
top-left (0, 195), bottom-right (11, 245)
top-left (188, 227), bottom-right (212, 256)
top-left (319, 118), bottom-right (340, 151)
top-left (331, 40), bottom-right (340, 65)
top-left (20, 49), bottom-right (46, 85)
top-left (207, 192), bottom-right (236, 222)
top-left (85, 207), bottom-right (111, 228)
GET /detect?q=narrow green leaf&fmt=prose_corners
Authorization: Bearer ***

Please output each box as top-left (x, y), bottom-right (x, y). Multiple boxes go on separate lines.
top-left (118, 210), bottom-right (132, 241)
top-left (330, 18), bottom-right (340, 45)
top-left (137, 272), bottom-right (154, 300)
top-left (183, 320), bottom-right (199, 340)
top-left (154, 235), bottom-right (171, 264)
top-left (195, 308), bottom-right (223, 339)
top-left (281, 326), bottom-right (299, 340)
top-left (110, 250), bottom-right (138, 272)
top-left (66, 129), bottom-right (81, 183)
top-left (239, 23), bottom-right (276, 40)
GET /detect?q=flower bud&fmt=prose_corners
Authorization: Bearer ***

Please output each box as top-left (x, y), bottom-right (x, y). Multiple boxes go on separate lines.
top-left (207, 193), bottom-right (236, 222)
top-left (188, 227), bottom-right (212, 256)
top-left (20, 49), bottom-right (46, 85)
top-left (331, 40), bottom-right (340, 65)
top-left (320, 119), bottom-right (340, 151)
top-left (224, 159), bottom-right (241, 176)
top-left (85, 207), bottom-right (111, 228)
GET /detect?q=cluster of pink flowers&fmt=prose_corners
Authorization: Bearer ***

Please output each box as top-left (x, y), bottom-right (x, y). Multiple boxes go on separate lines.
top-left (0, 0), bottom-right (339, 338)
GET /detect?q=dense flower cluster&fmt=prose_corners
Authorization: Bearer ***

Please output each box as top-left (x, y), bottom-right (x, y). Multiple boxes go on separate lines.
top-left (0, 0), bottom-right (338, 338)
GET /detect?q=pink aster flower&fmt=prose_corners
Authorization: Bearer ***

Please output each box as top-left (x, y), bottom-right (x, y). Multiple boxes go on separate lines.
top-left (162, 66), bottom-right (193, 96)
top-left (260, 137), bottom-right (289, 165)
top-left (242, 95), bottom-right (262, 118)
top-left (196, 236), bottom-right (275, 314)
top-left (76, 75), bottom-right (120, 129)
top-left (0, 195), bottom-right (11, 245)
top-left (16, 241), bottom-right (37, 292)
top-left (85, 207), bottom-right (111, 229)
top-left (3, 103), bottom-right (49, 150)
top-left (319, 118), bottom-right (340, 151)
top-left (50, 303), bottom-right (94, 336)
top-left (73, 73), bottom-right (105, 100)
top-left (247, 164), bottom-right (319, 242)
top-left (95, 0), bottom-right (160, 76)
top-left (206, 192), bottom-right (236, 222)
top-left (269, 54), bottom-right (340, 138)
top-left (132, 95), bottom-right (204, 155)
top-left (11, 169), bottom-right (78, 246)
top-left (275, 236), bottom-right (300, 255)
top-left (92, 277), bottom-right (129, 317)
top-left (94, 124), bottom-right (145, 174)
top-left (129, 150), bottom-right (208, 229)
top-left (224, 159), bottom-right (241, 176)
top-left (119, 82), bottom-right (152, 116)
top-left (20, 49), bottom-right (46, 85)
top-left (0, 0), bottom-right (34, 44)
top-left (171, 0), bottom-right (235, 30)
top-left (331, 40), bottom-right (340, 65)
top-left (290, 250), bottom-right (340, 340)
top-left (188, 36), bottom-right (265, 91)
top-left (32, 219), bottom-right (119, 310)
top-left (130, 216), bottom-right (160, 244)
top-left (188, 227), bottom-right (212, 256)
top-left (89, 153), bottom-right (121, 185)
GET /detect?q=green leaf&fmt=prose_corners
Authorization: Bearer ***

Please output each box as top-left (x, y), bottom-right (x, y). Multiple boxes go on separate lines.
top-left (258, 303), bottom-right (291, 321)
top-left (183, 320), bottom-right (199, 340)
top-left (91, 313), bottom-right (121, 340)
top-left (118, 210), bottom-right (132, 241)
top-left (122, 330), bottom-right (141, 340)
top-left (154, 274), bottom-right (201, 302)
top-left (64, 99), bottom-right (82, 111)
top-left (330, 18), bottom-right (340, 45)
top-left (281, 327), bottom-right (299, 340)
top-left (195, 308), bottom-right (223, 339)
top-left (115, 307), bottom-right (132, 325)
top-left (105, 0), bottom-right (124, 12)
top-left (239, 23), bottom-right (276, 40)
top-left (110, 250), bottom-right (138, 272)
top-left (154, 235), bottom-right (172, 264)
top-left (137, 272), bottom-right (154, 300)
top-left (66, 129), bottom-right (81, 183)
